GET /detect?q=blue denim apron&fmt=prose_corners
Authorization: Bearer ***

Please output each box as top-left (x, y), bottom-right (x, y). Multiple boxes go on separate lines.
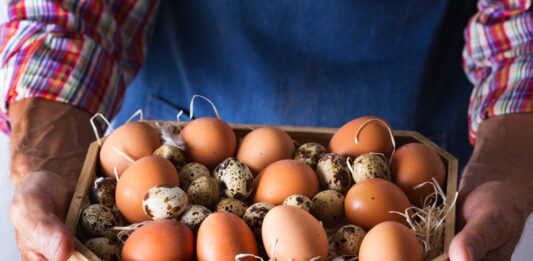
top-left (115, 0), bottom-right (476, 166)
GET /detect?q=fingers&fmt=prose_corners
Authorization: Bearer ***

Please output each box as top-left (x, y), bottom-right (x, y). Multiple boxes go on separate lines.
top-left (10, 188), bottom-right (74, 261)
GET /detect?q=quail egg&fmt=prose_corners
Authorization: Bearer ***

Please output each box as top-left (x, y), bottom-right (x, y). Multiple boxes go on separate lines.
top-left (153, 144), bottom-right (187, 171)
top-left (142, 185), bottom-right (188, 220)
top-left (294, 142), bottom-right (327, 169)
top-left (243, 202), bottom-right (275, 236)
top-left (187, 176), bottom-right (220, 207)
top-left (79, 204), bottom-right (120, 239)
top-left (178, 204), bottom-right (211, 232)
top-left (283, 194), bottom-right (314, 213)
top-left (215, 198), bottom-right (248, 217)
top-left (332, 224), bottom-right (367, 255)
top-left (90, 177), bottom-right (117, 208)
top-left (316, 153), bottom-right (352, 193)
top-left (213, 158), bottom-right (254, 200)
top-left (351, 153), bottom-right (390, 183)
top-left (84, 237), bottom-right (119, 261)
top-left (312, 190), bottom-right (345, 227)
top-left (179, 162), bottom-right (210, 190)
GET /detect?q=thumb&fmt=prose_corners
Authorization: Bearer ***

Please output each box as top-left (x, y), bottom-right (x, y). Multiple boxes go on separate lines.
top-left (27, 213), bottom-right (75, 261)
top-left (448, 209), bottom-right (508, 261)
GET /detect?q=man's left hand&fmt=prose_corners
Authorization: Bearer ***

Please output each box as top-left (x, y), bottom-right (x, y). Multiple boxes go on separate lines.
top-left (449, 114), bottom-right (533, 261)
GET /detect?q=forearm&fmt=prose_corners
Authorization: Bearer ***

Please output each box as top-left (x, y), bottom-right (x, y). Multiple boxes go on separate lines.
top-left (9, 99), bottom-right (94, 189)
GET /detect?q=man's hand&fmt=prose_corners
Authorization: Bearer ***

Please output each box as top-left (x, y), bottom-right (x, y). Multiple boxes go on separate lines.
top-left (449, 114), bottom-right (533, 261)
top-left (9, 99), bottom-right (95, 260)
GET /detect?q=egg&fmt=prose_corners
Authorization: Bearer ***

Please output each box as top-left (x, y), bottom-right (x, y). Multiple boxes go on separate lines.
top-left (153, 144), bottom-right (187, 171)
top-left (142, 185), bottom-right (188, 220)
top-left (180, 117), bottom-right (236, 169)
top-left (254, 159), bottom-right (319, 205)
top-left (122, 220), bottom-right (194, 261)
top-left (359, 221), bottom-right (423, 261)
top-left (283, 194), bottom-right (314, 213)
top-left (315, 153), bottom-right (352, 193)
top-left (243, 202), bottom-right (275, 236)
top-left (213, 158), bottom-right (254, 200)
top-left (312, 190), bottom-right (345, 227)
top-left (391, 143), bottom-right (446, 206)
top-left (237, 127), bottom-right (295, 175)
top-left (262, 205), bottom-right (329, 261)
top-left (179, 162), bottom-right (210, 190)
top-left (79, 204), bottom-right (120, 239)
top-left (216, 198), bottom-right (248, 217)
top-left (115, 156), bottom-right (180, 223)
top-left (90, 177), bottom-right (117, 208)
top-left (344, 178), bottom-right (410, 230)
top-left (329, 116), bottom-right (394, 159)
top-left (187, 176), bottom-right (220, 207)
top-left (100, 122), bottom-right (161, 177)
top-left (84, 237), bottom-right (119, 261)
top-left (178, 205), bottom-right (212, 232)
top-left (197, 212), bottom-right (258, 261)
top-left (294, 142), bottom-right (327, 169)
top-left (332, 225), bottom-right (366, 256)
top-left (351, 153), bottom-right (390, 183)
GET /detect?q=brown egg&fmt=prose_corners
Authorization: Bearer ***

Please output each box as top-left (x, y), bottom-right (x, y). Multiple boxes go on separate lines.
top-left (237, 127), bottom-right (295, 175)
top-left (359, 221), bottom-right (423, 261)
top-left (122, 220), bottom-right (194, 261)
top-left (345, 178), bottom-right (410, 230)
top-left (100, 122), bottom-right (161, 177)
top-left (254, 159), bottom-right (319, 205)
top-left (181, 117), bottom-right (236, 169)
top-left (197, 212), bottom-right (258, 261)
top-left (391, 143), bottom-right (446, 206)
top-left (116, 156), bottom-right (180, 223)
top-left (262, 205), bottom-right (329, 261)
top-left (329, 116), bottom-right (394, 159)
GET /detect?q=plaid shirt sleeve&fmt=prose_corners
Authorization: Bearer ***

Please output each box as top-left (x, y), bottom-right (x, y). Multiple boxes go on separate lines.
top-left (464, 0), bottom-right (533, 143)
top-left (0, 0), bottom-right (159, 134)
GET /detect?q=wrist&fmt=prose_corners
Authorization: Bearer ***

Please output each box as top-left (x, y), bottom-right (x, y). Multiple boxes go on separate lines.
top-left (471, 113), bottom-right (533, 212)
top-left (9, 99), bottom-right (95, 187)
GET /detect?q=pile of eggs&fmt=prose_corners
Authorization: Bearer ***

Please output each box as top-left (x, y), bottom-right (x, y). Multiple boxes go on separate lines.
top-left (79, 115), bottom-right (447, 261)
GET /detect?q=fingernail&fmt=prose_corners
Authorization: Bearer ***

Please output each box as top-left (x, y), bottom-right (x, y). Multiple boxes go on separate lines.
top-left (466, 245), bottom-right (475, 261)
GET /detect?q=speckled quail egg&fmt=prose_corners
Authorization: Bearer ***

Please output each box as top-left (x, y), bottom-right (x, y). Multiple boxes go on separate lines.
top-left (142, 185), bottom-right (188, 220)
top-left (179, 162), bottom-right (210, 190)
top-left (312, 190), bottom-right (345, 227)
top-left (213, 158), bottom-right (254, 200)
top-left (187, 176), bottom-right (220, 207)
top-left (178, 204), bottom-right (211, 232)
top-left (294, 142), bottom-right (327, 169)
top-left (153, 144), bottom-right (187, 171)
top-left (84, 237), bottom-right (119, 261)
top-left (316, 153), bottom-right (352, 193)
top-left (90, 177), bottom-right (117, 208)
top-left (332, 224), bottom-right (367, 255)
top-left (351, 153), bottom-right (390, 183)
top-left (215, 198), bottom-right (248, 217)
top-left (79, 204), bottom-right (120, 239)
top-left (243, 202), bottom-right (275, 236)
top-left (283, 194), bottom-right (314, 213)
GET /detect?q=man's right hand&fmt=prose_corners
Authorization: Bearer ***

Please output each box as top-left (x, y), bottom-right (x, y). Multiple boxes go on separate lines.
top-left (9, 99), bottom-right (95, 260)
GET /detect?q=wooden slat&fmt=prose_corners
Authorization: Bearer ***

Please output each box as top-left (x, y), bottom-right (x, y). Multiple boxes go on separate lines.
top-left (68, 123), bottom-right (457, 261)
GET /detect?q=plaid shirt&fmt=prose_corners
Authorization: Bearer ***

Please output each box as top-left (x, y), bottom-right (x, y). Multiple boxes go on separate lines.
top-left (1, 0), bottom-right (532, 143)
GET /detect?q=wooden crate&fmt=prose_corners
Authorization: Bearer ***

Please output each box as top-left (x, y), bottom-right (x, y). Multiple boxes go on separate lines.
top-left (66, 123), bottom-right (457, 261)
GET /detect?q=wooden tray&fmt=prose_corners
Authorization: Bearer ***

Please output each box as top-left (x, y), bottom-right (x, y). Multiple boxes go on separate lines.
top-left (65, 123), bottom-right (457, 261)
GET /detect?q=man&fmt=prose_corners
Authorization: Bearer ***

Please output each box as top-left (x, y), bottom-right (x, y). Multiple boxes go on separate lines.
top-left (1, 0), bottom-right (532, 260)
